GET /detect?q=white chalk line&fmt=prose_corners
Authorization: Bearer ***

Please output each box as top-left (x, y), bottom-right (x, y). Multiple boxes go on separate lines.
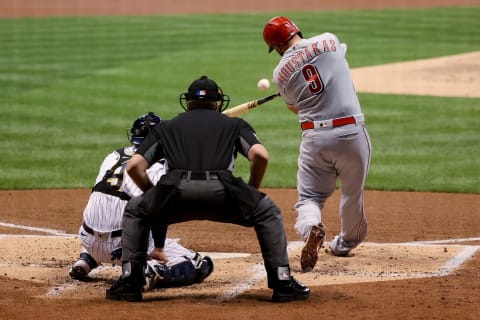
top-left (0, 234), bottom-right (78, 239)
top-left (215, 242), bottom-right (316, 301)
top-left (216, 263), bottom-right (266, 302)
top-left (371, 238), bottom-right (480, 245)
top-left (1, 221), bottom-right (479, 300)
top-left (46, 283), bottom-right (79, 297)
top-left (214, 239), bottom-right (480, 301)
top-left (289, 240), bottom-right (480, 278)
top-left (0, 221), bottom-right (70, 236)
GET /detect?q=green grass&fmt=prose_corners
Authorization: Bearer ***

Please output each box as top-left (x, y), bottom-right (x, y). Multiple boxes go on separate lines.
top-left (0, 7), bottom-right (479, 192)
top-left (360, 94), bottom-right (480, 193)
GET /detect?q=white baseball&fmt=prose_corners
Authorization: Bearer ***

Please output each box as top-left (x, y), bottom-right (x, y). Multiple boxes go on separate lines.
top-left (257, 78), bottom-right (270, 91)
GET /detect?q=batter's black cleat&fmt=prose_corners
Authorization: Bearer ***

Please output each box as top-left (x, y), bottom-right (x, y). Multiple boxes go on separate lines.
top-left (272, 277), bottom-right (310, 302)
top-left (300, 223), bottom-right (326, 272)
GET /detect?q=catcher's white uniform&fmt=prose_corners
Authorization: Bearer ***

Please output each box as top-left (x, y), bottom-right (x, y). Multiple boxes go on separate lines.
top-left (71, 145), bottom-right (212, 288)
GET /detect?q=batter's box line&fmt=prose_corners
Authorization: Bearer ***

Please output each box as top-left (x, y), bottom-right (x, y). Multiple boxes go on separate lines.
top-left (364, 239), bottom-right (480, 276)
top-left (217, 240), bottom-right (480, 301)
top-left (0, 221), bottom-right (70, 236)
top-left (290, 240), bottom-right (480, 278)
top-left (0, 234), bottom-right (77, 240)
top-left (215, 263), bottom-right (266, 302)
top-left (391, 237), bottom-right (480, 245)
top-left (313, 270), bottom-right (438, 279)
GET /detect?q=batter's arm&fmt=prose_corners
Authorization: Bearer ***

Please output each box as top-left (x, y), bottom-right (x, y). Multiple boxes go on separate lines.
top-left (126, 154), bottom-right (154, 192)
top-left (247, 143), bottom-right (269, 189)
top-left (287, 104), bottom-right (299, 114)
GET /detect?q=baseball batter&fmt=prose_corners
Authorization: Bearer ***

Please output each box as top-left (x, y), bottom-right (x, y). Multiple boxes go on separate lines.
top-left (70, 112), bottom-right (213, 289)
top-left (263, 17), bottom-right (372, 271)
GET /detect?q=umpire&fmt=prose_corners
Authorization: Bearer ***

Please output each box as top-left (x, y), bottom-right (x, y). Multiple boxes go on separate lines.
top-left (106, 76), bottom-right (309, 302)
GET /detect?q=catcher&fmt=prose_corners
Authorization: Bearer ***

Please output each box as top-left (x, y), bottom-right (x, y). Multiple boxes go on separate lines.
top-left (69, 112), bottom-right (213, 290)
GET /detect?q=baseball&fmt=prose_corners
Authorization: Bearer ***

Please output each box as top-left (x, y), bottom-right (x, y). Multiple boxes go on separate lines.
top-left (257, 78), bottom-right (270, 91)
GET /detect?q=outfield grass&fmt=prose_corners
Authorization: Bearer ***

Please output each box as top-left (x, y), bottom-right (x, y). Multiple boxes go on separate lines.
top-left (0, 7), bottom-right (479, 192)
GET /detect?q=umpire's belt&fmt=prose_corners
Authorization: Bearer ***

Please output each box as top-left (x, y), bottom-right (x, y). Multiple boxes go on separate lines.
top-left (180, 171), bottom-right (219, 181)
top-left (300, 114), bottom-right (364, 130)
top-left (82, 222), bottom-right (122, 238)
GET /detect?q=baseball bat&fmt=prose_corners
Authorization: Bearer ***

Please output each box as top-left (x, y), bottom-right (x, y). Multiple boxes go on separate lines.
top-left (222, 92), bottom-right (281, 117)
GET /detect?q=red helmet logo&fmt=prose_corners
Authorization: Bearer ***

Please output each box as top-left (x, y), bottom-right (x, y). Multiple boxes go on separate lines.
top-left (263, 16), bottom-right (301, 53)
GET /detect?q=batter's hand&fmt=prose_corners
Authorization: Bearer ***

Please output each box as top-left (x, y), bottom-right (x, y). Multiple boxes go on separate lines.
top-left (150, 247), bottom-right (168, 262)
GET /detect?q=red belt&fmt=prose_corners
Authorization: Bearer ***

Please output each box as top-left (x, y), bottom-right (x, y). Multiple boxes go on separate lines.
top-left (300, 116), bottom-right (357, 131)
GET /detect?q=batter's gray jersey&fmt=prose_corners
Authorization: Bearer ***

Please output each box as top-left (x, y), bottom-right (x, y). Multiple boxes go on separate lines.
top-left (273, 32), bottom-right (360, 122)
top-left (271, 32), bottom-right (372, 256)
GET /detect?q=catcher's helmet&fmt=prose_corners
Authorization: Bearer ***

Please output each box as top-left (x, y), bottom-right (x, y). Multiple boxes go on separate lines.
top-left (128, 112), bottom-right (162, 146)
top-left (263, 16), bottom-right (302, 53)
top-left (179, 75), bottom-right (230, 112)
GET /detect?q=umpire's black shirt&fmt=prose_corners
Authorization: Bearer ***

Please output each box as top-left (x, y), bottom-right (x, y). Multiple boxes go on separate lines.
top-left (136, 108), bottom-right (261, 171)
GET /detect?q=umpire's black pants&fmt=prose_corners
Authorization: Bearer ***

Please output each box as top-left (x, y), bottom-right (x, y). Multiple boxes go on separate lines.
top-left (121, 176), bottom-right (290, 287)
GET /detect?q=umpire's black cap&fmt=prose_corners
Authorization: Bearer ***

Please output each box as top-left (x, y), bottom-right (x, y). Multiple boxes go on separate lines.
top-left (186, 75), bottom-right (222, 102)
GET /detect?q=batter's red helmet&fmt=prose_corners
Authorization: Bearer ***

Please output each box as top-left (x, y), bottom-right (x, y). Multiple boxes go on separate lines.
top-left (263, 16), bottom-right (302, 53)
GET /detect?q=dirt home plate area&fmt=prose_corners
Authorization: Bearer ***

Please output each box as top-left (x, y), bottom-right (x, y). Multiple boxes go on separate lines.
top-left (0, 234), bottom-right (476, 291)
top-left (1, 1), bottom-right (480, 319)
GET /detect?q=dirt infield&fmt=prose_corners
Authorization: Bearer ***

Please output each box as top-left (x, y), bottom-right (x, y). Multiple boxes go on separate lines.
top-left (1, 189), bottom-right (479, 319)
top-left (1, 1), bottom-right (479, 320)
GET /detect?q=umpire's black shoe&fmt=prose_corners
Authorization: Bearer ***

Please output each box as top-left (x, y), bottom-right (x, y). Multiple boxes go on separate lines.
top-left (106, 276), bottom-right (143, 302)
top-left (272, 277), bottom-right (310, 302)
top-left (106, 262), bottom-right (145, 302)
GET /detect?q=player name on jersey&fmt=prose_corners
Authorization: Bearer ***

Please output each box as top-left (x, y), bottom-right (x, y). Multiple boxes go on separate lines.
top-left (276, 35), bottom-right (338, 86)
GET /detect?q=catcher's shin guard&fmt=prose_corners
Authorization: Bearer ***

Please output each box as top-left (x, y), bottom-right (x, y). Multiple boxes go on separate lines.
top-left (144, 255), bottom-right (214, 290)
top-left (194, 255), bottom-right (214, 283)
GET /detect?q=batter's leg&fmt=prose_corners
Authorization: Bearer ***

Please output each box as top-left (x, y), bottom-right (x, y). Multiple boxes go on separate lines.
top-left (330, 125), bottom-right (371, 256)
top-left (294, 137), bottom-right (337, 240)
